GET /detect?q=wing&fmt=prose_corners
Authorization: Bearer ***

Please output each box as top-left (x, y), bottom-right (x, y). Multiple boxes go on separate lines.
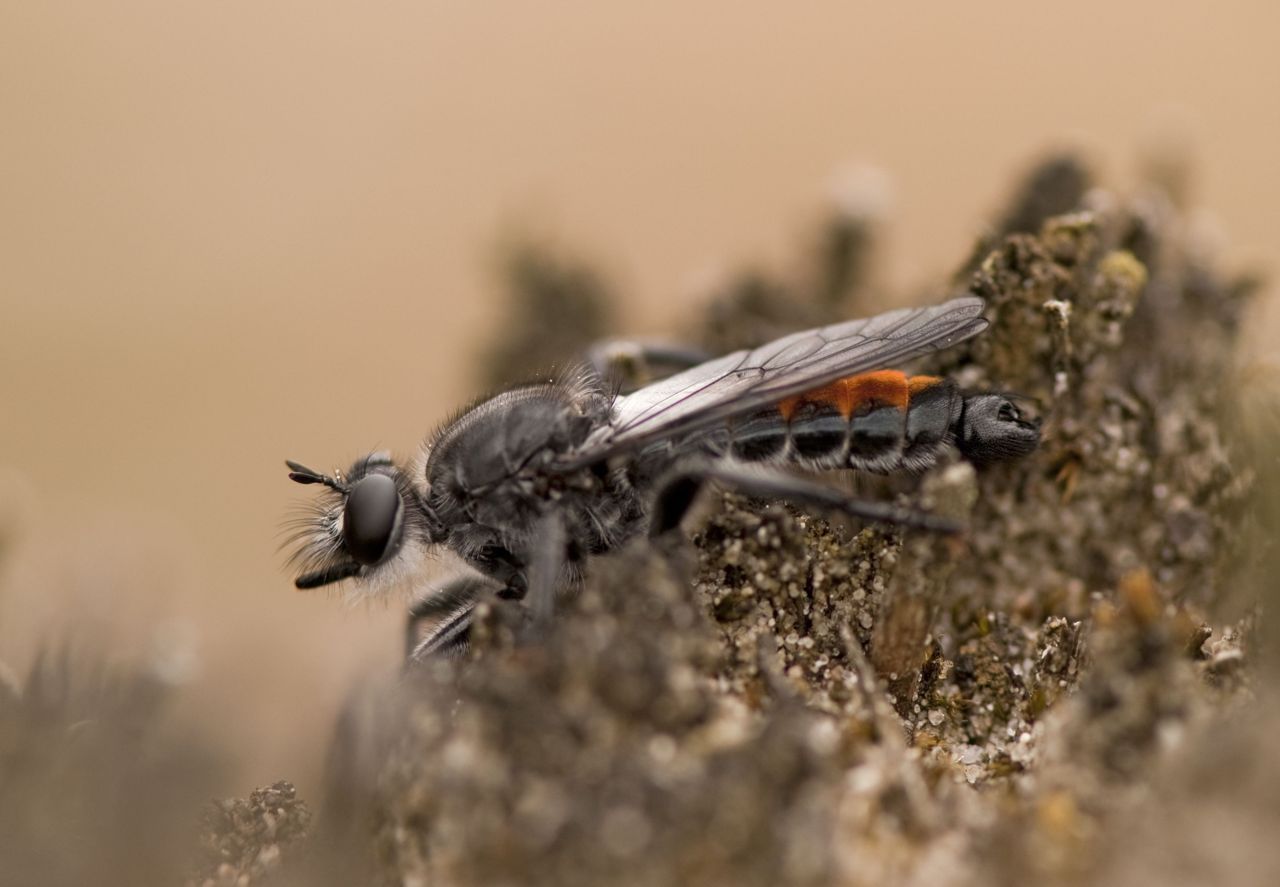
top-left (561, 296), bottom-right (987, 463)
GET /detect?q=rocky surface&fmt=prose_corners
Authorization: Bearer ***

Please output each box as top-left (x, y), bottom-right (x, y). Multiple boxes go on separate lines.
top-left (13, 152), bottom-right (1268, 887)
top-left (271, 153), bottom-right (1271, 886)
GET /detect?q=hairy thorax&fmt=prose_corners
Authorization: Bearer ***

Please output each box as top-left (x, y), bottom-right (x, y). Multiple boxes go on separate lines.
top-left (420, 376), bottom-right (641, 583)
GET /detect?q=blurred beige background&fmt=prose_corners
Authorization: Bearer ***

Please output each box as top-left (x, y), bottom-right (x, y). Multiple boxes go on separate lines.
top-left (2, 2), bottom-right (1277, 796)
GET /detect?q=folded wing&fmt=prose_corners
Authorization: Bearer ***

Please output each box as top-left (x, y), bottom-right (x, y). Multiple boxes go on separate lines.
top-left (563, 296), bottom-right (987, 463)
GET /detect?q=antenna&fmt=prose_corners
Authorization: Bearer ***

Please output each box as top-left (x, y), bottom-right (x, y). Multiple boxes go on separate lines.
top-left (285, 459), bottom-right (350, 494)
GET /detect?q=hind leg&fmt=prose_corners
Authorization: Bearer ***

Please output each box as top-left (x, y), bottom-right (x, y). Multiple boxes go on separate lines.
top-left (586, 338), bottom-right (710, 391)
top-left (648, 460), bottom-right (963, 537)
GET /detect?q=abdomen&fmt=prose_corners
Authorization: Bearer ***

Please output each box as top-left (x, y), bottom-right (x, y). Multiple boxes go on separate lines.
top-left (724, 371), bottom-right (960, 473)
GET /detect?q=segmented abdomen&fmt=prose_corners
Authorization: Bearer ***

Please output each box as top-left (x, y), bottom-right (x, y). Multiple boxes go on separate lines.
top-left (726, 370), bottom-right (959, 473)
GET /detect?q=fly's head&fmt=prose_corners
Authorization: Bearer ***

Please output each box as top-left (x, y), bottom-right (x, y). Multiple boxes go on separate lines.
top-left (283, 452), bottom-right (440, 596)
top-left (956, 393), bottom-right (1042, 465)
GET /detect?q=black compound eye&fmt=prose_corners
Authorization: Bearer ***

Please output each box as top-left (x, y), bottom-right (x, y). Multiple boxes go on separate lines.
top-left (997, 401), bottom-right (1019, 422)
top-left (342, 473), bottom-right (404, 565)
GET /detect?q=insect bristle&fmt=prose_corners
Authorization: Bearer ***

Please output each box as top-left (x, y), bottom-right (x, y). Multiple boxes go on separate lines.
top-left (278, 495), bottom-right (348, 589)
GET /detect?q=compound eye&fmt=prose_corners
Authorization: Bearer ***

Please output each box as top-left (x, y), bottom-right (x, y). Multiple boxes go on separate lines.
top-left (997, 401), bottom-right (1020, 422)
top-left (342, 474), bottom-right (404, 565)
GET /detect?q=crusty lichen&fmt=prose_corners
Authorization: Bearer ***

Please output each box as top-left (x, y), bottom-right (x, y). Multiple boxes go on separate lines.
top-left (368, 545), bottom-right (843, 887)
top-left (189, 781), bottom-right (312, 887)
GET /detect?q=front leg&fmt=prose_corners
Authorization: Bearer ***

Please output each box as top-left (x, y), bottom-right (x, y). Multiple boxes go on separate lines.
top-left (471, 544), bottom-right (528, 596)
top-left (407, 516), bottom-right (569, 661)
top-left (405, 576), bottom-right (495, 661)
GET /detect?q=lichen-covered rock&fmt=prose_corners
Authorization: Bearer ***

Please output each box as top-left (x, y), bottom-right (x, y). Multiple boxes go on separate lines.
top-left (370, 545), bottom-right (843, 887)
top-left (269, 152), bottom-right (1274, 887)
top-left (190, 782), bottom-right (312, 887)
top-left (692, 492), bottom-right (897, 718)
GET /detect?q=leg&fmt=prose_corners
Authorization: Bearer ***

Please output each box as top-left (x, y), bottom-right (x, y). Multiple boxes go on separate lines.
top-left (404, 577), bottom-right (494, 662)
top-left (522, 511), bottom-right (567, 642)
top-left (586, 338), bottom-right (711, 391)
top-left (649, 461), bottom-right (964, 537)
top-left (405, 515), bottom-right (570, 662)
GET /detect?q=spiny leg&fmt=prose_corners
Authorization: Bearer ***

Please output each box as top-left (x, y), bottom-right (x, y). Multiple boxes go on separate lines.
top-left (649, 460), bottom-right (964, 537)
top-left (404, 577), bottom-right (494, 662)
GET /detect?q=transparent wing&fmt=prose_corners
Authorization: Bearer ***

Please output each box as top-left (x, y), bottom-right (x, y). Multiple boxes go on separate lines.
top-left (563, 296), bottom-right (987, 463)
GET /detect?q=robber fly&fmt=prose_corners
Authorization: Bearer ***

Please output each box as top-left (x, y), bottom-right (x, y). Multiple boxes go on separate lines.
top-left (284, 295), bottom-right (1039, 659)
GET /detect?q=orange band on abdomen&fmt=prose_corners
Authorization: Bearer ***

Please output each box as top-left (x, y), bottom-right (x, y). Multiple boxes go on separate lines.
top-left (778, 370), bottom-right (909, 420)
top-left (907, 374), bottom-right (944, 396)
